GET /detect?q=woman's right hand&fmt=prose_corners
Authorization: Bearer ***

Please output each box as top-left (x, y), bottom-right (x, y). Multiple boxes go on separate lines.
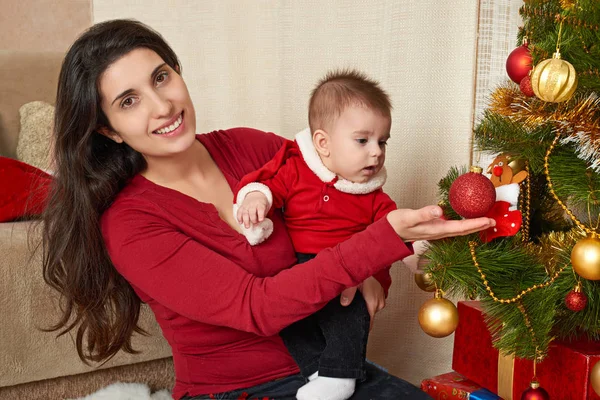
top-left (386, 205), bottom-right (495, 242)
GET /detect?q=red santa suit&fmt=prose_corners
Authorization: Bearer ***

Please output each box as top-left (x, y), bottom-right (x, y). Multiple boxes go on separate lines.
top-left (234, 128), bottom-right (399, 293)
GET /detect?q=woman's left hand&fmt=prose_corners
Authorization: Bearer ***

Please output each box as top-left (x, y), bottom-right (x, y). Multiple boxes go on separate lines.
top-left (340, 277), bottom-right (385, 331)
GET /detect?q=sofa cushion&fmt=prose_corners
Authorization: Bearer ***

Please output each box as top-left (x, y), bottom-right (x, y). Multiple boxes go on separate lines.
top-left (0, 221), bottom-right (173, 388)
top-left (16, 101), bottom-right (54, 172)
top-left (0, 51), bottom-right (64, 159)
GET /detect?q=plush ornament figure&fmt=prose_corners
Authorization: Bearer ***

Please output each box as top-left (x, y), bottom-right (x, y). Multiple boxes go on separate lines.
top-left (487, 154), bottom-right (528, 189)
top-left (487, 154), bottom-right (528, 210)
top-left (449, 166), bottom-right (496, 218)
top-left (480, 201), bottom-right (522, 243)
top-left (478, 155), bottom-right (526, 242)
top-left (495, 184), bottom-right (521, 211)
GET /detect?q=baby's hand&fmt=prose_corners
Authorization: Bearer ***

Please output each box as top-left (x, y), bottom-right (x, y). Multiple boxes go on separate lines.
top-left (237, 191), bottom-right (270, 228)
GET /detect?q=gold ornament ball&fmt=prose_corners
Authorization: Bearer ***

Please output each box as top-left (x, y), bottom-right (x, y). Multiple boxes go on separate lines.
top-left (591, 360), bottom-right (600, 396)
top-left (418, 296), bottom-right (459, 338)
top-left (571, 236), bottom-right (600, 281)
top-left (414, 271), bottom-right (435, 292)
top-left (530, 52), bottom-right (577, 102)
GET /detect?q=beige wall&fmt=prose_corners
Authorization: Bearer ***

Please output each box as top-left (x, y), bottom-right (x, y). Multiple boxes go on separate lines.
top-left (1, 0), bottom-right (91, 51)
top-left (0, 0), bottom-right (91, 156)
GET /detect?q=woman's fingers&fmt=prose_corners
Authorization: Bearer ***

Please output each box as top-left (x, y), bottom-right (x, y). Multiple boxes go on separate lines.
top-left (387, 206), bottom-right (495, 241)
top-left (398, 206), bottom-right (443, 227)
top-left (432, 217), bottom-right (495, 239)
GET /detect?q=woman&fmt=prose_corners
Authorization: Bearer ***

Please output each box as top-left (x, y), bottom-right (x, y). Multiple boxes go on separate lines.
top-left (42, 19), bottom-right (494, 400)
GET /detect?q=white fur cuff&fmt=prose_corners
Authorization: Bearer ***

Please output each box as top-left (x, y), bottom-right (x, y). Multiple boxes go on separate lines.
top-left (236, 182), bottom-right (273, 210)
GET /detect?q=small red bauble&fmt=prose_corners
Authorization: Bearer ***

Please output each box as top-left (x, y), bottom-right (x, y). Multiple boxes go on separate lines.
top-left (449, 167), bottom-right (496, 218)
top-left (507, 44), bottom-right (533, 84)
top-left (521, 383), bottom-right (549, 400)
top-left (565, 286), bottom-right (588, 312)
top-left (520, 75), bottom-right (535, 97)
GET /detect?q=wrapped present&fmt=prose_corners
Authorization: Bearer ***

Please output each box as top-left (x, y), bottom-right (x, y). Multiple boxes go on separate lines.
top-left (452, 301), bottom-right (600, 399)
top-left (420, 371), bottom-right (502, 399)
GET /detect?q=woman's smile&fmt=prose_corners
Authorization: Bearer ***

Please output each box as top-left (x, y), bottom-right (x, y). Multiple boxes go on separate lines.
top-left (152, 111), bottom-right (184, 137)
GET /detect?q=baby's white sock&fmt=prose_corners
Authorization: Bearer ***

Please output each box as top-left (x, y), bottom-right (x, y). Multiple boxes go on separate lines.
top-left (296, 375), bottom-right (356, 400)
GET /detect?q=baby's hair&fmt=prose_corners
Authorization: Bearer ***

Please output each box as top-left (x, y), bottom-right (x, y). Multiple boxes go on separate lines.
top-left (308, 69), bottom-right (392, 133)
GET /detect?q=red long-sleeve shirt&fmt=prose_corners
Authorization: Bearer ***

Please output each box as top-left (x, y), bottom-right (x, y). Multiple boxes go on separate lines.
top-left (100, 128), bottom-right (412, 399)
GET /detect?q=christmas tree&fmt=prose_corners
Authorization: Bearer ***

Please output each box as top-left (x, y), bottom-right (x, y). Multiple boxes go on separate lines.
top-left (418, 0), bottom-right (600, 362)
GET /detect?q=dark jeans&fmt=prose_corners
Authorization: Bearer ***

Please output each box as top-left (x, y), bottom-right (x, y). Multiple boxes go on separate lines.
top-left (181, 362), bottom-right (433, 399)
top-left (280, 252), bottom-right (370, 380)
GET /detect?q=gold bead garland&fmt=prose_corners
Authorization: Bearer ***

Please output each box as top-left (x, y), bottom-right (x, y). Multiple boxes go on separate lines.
top-left (469, 240), bottom-right (556, 359)
top-left (468, 241), bottom-right (566, 304)
top-left (517, 301), bottom-right (535, 338)
top-left (516, 300), bottom-right (544, 359)
top-left (520, 162), bottom-right (532, 242)
top-left (544, 133), bottom-right (595, 235)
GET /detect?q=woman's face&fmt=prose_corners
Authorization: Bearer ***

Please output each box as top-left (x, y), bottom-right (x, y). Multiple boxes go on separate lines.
top-left (98, 48), bottom-right (197, 161)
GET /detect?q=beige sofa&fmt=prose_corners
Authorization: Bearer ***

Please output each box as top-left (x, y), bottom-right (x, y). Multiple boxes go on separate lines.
top-left (0, 51), bottom-right (174, 399)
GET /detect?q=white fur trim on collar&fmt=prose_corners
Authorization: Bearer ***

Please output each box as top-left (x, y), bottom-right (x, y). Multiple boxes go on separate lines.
top-left (294, 128), bottom-right (387, 194)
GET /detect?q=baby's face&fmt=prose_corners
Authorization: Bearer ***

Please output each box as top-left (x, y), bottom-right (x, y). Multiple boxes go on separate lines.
top-left (323, 104), bottom-right (391, 183)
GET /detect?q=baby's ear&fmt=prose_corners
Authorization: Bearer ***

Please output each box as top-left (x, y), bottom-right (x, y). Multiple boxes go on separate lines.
top-left (97, 126), bottom-right (124, 143)
top-left (312, 129), bottom-right (330, 157)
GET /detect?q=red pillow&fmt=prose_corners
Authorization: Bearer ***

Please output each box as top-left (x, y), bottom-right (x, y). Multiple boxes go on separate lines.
top-left (0, 156), bottom-right (53, 222)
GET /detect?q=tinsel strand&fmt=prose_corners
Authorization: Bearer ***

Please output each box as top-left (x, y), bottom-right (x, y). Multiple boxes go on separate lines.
top-left (521, 5), bottom-right (599, 33)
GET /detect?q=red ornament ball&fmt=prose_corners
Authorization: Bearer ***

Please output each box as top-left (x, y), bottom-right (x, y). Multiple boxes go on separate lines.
top-left (565, 289), bottom-right (588, 312)
top-left (506, 44), bottom-right (533, 84)
top-left (449, 170), bottom-right (496, 218)
top-left (520, 75), bottom-right (535, 97)
top-left (521, 385), bottom-right (549, 400)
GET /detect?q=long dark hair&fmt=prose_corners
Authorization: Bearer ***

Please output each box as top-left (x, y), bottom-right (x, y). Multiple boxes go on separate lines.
top-left (42, 19), bottom-right (181, 363)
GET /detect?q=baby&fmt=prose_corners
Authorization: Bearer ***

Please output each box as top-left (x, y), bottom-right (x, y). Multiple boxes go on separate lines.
top-left (234, 69), bottom-right (398, 400)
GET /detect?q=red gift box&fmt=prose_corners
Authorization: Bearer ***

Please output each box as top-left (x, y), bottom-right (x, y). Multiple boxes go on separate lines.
top-left (452, 301), bottom-right (600, 400)
top-left (421, 371), bottom-right (501, 399)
